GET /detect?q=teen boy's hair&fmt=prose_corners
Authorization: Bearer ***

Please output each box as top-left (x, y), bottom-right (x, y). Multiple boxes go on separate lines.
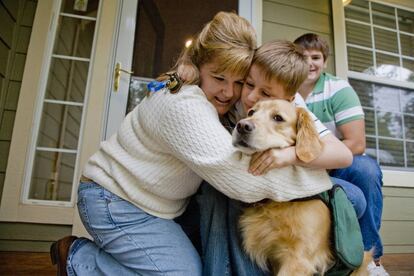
top-left (294, 33), bottom-right (330, 61)
top-left (253, 40), bottom-right (308, 97)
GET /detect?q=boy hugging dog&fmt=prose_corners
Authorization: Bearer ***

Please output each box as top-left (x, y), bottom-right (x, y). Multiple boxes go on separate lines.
top-left (231, 40), bottom-right (370, 275)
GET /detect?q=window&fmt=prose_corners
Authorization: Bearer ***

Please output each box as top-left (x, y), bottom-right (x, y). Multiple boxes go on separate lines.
top-left (344, 0), bottom-right (414, 170)
top-left (22, 0), bottom-right (101, 205)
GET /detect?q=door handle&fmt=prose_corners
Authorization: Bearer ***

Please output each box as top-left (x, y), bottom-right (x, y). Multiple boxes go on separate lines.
top-left (114, 62), bottom-right (134, 92)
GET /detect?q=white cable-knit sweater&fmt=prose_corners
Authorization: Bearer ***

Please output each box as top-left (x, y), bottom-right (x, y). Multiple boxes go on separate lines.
top-left (83, 85), bottom-right (332, 219)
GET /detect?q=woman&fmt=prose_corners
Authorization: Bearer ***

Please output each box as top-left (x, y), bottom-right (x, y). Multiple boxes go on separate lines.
top-left (50, 12), bottom-right (349, 276)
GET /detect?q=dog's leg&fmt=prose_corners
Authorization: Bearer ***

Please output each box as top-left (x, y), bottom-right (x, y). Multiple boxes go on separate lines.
top-left (275, 256), bottom-right (315, 276)
top-left (350, 251), bottom-right (373, 276)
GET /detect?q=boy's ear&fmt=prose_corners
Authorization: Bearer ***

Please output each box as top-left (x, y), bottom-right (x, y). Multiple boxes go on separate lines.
top-left (295, 107), bottom-right (323, 163)
top-left (323, 59), bottom-right (328, 69)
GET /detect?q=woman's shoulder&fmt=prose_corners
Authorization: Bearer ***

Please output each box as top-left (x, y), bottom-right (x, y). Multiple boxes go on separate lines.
top-left (178, 85), bottom-right (205, 97)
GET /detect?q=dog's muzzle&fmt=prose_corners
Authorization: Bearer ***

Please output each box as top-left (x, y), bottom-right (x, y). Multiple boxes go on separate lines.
top-left (232, 120), bottom-right (256, 152)
top-left (236, 120), bottom-right (255, 134)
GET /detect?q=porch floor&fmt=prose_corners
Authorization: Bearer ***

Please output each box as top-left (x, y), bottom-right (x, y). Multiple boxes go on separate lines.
top-left (0, 251), bottom-right (413, 275)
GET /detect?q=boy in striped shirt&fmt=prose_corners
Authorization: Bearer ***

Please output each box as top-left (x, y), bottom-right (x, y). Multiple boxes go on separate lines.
top-left (294, 33), bottom-right (388, 276)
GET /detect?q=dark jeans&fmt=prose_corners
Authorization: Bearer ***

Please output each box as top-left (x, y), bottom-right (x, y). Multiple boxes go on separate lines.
top-left (330, 155), bottom-right (384, 259)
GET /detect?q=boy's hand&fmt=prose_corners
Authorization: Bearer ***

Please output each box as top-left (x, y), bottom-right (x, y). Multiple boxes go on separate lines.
top-left (248, 147), bottom-right (297, 175)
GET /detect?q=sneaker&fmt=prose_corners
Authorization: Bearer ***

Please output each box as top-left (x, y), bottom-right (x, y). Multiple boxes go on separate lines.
top-left (367, 261), bottom-right (390, 276)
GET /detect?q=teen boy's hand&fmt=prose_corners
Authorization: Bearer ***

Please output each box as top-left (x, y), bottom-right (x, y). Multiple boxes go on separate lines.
top-left (248, 147), bottom-right (297, 175)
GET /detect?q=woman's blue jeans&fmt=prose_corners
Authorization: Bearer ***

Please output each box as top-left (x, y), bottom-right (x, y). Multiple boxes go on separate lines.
top-left (67, 181), bottom-right (202, 276)
top-left (329, 154), bottom-right (384, 260)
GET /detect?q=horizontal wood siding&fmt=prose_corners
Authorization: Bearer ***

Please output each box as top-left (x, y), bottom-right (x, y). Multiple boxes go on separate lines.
top-left (0, 222), bottom-right (72, 252)
top-left (262, 0), bottom-right (335, 73)
top-left (0, 0), bottom-right (36, 202)
top-left (381, 187), bottom-right (414, 253)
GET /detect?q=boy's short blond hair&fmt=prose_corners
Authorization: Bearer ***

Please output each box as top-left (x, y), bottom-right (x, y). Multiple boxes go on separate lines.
top-left (253, 40), bottom-right (308, 97)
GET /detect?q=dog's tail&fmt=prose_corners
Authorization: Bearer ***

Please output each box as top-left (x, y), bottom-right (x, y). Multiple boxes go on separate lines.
top-left (350, 250), bottom-right (373, 276)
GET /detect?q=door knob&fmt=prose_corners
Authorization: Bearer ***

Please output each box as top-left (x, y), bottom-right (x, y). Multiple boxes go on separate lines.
top-left (114, 62), bottom-right (134, 92)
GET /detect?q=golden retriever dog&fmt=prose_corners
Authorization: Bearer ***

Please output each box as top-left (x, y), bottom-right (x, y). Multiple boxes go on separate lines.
top-left (232, 99), bottom-right (370, 276)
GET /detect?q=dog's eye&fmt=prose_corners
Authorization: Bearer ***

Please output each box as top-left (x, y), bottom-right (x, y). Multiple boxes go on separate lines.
top-left (247, 110), bottom-right (255, 117)
top-left (273, 115), bottom-right (284, 122)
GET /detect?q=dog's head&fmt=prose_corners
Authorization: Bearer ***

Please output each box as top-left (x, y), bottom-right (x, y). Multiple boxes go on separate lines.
top-left (232, 99), bottom-right (323, 163)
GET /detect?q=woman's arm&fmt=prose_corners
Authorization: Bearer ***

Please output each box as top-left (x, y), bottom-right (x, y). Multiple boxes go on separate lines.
top-left (153, 87), bottom-right (332, 202)
top-left (248, 133), bottom-right (353, 175)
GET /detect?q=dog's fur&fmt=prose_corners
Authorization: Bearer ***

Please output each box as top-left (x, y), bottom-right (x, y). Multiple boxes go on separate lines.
top-left (232, 99), bottom-right (370, 275)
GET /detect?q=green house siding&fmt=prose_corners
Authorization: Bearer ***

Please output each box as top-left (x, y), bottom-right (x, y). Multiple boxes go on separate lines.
top-left (0, 0), bottom-right (36, 203)
top-left (0, 222), bottom-right (72, 252)
top-left (261, 0), bottom-right (335, 73)
top-left (381, 187), bottom-right (414, 253)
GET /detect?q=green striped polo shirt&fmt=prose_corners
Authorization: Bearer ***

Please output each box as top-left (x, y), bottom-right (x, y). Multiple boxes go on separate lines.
top-left (305, 73), bottom-right (364, 139)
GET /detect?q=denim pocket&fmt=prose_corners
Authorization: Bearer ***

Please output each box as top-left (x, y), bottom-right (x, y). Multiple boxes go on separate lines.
top-left (77, 183), bottom-right (107, 244)
top-left (105, 192), bottom-right (151, 226)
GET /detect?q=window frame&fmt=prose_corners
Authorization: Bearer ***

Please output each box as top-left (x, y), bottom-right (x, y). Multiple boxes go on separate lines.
top-left (332, 0), bottom-right (414, 187)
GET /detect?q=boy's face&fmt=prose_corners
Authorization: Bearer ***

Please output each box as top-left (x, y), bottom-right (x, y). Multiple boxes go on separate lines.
top-left (241, 64), bottom-right (294, 113)
top-left (303, 49), bottom-right (327, 83)
top-left (199, 61), bottom-right (244, 116)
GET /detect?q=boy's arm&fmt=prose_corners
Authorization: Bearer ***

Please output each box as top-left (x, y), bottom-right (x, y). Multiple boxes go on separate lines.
top-left (249, 133), bottom-right (352, 175)
top-left (337, 119), bottom-right (366, 155)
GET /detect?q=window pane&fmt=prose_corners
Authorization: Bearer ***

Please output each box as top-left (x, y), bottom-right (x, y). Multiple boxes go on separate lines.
top-left (365, 136), bottom-right (377, 161)
top-left (37, 103), bottom-right (82, 150)
top-left (345, 0), bottom-right (370, 23)
top-left (373, 84), bottom-right (400, 112)
top-left (378, 139), bottom-right (404, 166)
top-left (400, 34), bottom-right (414, 57)
top-left (398, 9), bottom-right (414, 33)
top-left (29, 151), bottom-right (76, 201)
top-left (374, 28), bottom-right (398, 54)
top-left (405, 115), bottom-right (414, 140)
top-left (61, 0), bottom-right (99, 17)
top-left (375, 53), bottom-right (404, 81)
top-left (53, 16), bottom-right (96, 58)
top-left (372, 2), bottom-right (396, 29)
top-left (407, 142), bottom-right (414, 168)
top-left (127, 77), bottom-right (150, 114)
top-left (349, 79), bottom-right (374, 107)
top-left (364, 109), bottom-right (375, 135)
top-left (377, 111), bottom-right (402, 138)
top-left (401, 89), bottom-right (414, 113)
top-left (376, 52), bottom-right (400, 67)
top-left (45, 58), bottom-right (89, 102)
top-left (346, 21), bottom-right (371, 47)
top-left (402, 59), bottom-right (414, 82)
top-left (348, 47), bottom-right (373, 73)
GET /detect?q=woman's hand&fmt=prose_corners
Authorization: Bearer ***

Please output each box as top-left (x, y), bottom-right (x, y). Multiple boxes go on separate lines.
top-left (248, 146), bottom-right (297, 175)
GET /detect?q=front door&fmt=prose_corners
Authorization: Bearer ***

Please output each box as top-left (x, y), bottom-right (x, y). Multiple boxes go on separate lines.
top-left (104, 0), bottom-right (258, 139)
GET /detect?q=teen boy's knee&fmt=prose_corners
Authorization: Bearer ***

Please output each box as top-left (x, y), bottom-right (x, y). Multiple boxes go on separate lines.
top-left (352, 155), bottom-right (383, 185)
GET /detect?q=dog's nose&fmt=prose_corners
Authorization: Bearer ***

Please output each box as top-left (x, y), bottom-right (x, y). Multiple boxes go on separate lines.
top-left (237, 120), bottom-right (255, 134)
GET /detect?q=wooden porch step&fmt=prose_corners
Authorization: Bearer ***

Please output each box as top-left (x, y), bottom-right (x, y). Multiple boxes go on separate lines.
top-left (0, 251), bottom-right (413, 275)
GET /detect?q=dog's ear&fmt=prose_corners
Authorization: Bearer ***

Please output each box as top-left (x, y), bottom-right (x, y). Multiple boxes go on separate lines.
top-left (295, 107), bottom-right (323, 163)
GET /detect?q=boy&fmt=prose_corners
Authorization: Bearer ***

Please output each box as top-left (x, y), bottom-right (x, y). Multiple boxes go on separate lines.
top-left (199, 40), bottom-right (365, 275)
top-left (294, 33), bottom-right (387, 276)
